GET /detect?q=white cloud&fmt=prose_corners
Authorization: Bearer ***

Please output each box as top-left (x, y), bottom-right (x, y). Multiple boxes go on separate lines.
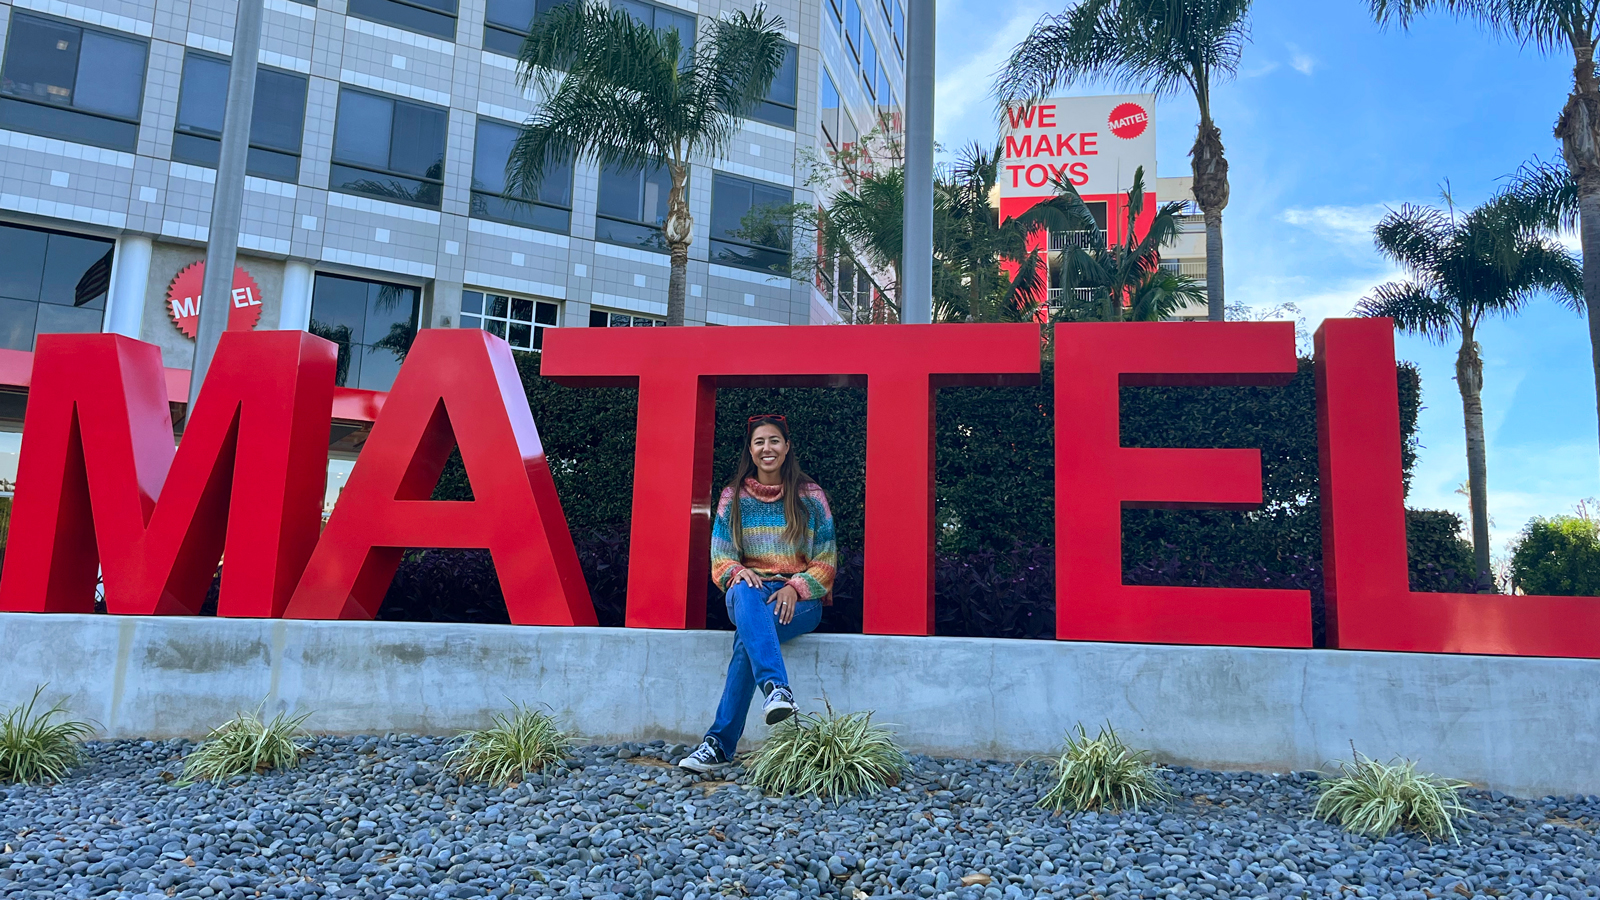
top-left (1230, 270), bottom-right (1402, 331)
top-left (934, 2), bottom-right (1050, 152)
top-left (1408, 437), bottom-right (1600, 556)
top-left (1287, 44), bottom-right (1316, 76)
top-left (1240, 61), bottom-right (1281, 79)
top-left (1279, 203), bottom-right (1393, 246)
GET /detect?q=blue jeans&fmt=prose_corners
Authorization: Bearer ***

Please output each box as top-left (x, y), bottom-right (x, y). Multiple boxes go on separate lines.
top-left (705, 580), bottom-right (822, 755)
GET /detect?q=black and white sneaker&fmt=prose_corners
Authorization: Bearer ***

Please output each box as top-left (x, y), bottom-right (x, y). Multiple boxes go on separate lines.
top-left (677, 739), bottom-right (729, 773)
top-left (762, 684), bottom-right (798, 725)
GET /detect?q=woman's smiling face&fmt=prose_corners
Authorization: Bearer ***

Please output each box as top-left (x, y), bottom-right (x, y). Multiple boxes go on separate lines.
top-left (749, 423), bottom-right (789, 478)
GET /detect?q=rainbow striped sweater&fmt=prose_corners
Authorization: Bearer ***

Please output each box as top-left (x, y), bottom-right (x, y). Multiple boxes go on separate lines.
top-left (710, 478), bottom-right (837, 603)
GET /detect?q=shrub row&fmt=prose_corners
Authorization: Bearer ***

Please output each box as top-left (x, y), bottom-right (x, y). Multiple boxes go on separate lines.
top-left (405, 354), bottom-right (1480, 643)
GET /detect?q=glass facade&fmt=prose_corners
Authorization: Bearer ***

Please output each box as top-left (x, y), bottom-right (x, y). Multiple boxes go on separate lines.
top-left (595, 162), bottom-right (673, 251)
top-left (331, 88), bottom-right (448, 209)
top-left (347, 0), bottom-right (458, 40)
top-left (0, 222), bottom-right (113, 351)
top-left (0, 0), bottom-right (900, 345)
top-left (749, 43), bottom-right (798, 129)
top-left (173, 52), bottom-right (307, 182)
top-left (613, 0), bottom-right (695, 48)
top-left (470, 119), bottom-right (573, 233)
top-left (709, 172), bottom-right (792, 274)
top-left (308, 274), bottom-right (420, 391)
top-left (0, 13), bottom-right (147, 151)
top-left (483, 0), bottom-right (570, 55)
top-left (460, 290), bottom-right (558, 351)
top-left (588, 310), bottom-right (664, 328)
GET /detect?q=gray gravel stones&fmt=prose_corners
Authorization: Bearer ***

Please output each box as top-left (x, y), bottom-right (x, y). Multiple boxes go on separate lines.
top-left (1, 736), bottom-right (1598, 900)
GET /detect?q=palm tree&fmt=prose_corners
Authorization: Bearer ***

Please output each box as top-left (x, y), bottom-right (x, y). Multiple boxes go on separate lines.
top-left (510, 2), bottom-right (788, 325)
top-left (1051, 167), bottom-right (1205, 322)
top-left (1354, 193), bottom-right (1582, 584)
top-left (999, 0), bottom-right (1252, 320)
top-left (815, 145), bottom-right (1058, 323)
top-left (1371, 2), bottom-right (1600, 472)
top-left (825, 166), bottom-right (907, 320)
top-left (932, 144), bottom-right (1054, 323)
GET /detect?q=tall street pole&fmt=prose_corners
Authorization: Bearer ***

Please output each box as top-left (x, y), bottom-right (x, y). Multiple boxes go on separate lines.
top-left (899, 0), bottom-right (934, 324)
top-left (190, 0), bottom-right (265, 410)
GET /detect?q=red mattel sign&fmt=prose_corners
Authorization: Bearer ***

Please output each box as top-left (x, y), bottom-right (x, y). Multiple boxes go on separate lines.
top-left (0, 323), bottom-right (1595, 659)
top-left (166, 261), bottom-right (264, 339)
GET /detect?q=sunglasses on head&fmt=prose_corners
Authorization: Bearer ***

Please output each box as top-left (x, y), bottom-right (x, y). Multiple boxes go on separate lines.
top-left (747, 414), bottom-right (787, 426)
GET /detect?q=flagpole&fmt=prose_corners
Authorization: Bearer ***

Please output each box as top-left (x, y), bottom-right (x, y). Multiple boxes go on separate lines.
top-left (190, 0), bottom-right (265, 410)
top-left (899, 0), bottom-right (934, 324)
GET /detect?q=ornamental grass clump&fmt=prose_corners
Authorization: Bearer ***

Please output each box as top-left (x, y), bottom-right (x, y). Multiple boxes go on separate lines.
top-left (746, 706), bottom-right (908, 799)
top-left (1314, 750), bottom-right (1471, 841)
top-left (1037, 723), bottom-right (1169, 813)
top-left (446, 704), bottom-right (572, 786)
top-left (0, 686), bottom-right (92, 784)
top-left (180, 707), bottom-right (310, 784)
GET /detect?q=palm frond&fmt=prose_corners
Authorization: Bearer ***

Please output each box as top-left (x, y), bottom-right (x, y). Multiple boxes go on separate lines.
top-left (1355, 280), bottom-right (1458, 343)
top-left (1502, 235), bottom-right (1585, 313)
top-left (1127, 268), bottom-right (1205, 321)
top-left (508, 1), bottom-right (786, 197)
top-left (686, 7), bottom-right (789, 158)
top-left (998, 0), bottom-right (1251, 109)
top-left (1369, 0), bottom-right (1593, 54)
top-left (1373, 204), bottom-right (1453, 273)
top-left (1500, 156), bottom-right (1579, 232)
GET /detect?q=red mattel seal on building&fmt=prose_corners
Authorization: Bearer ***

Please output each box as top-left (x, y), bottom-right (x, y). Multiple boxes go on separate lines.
top-left (1108, 102), bottom-right (1149, 139)
top-left (166, 261), bottom-right (264, 339)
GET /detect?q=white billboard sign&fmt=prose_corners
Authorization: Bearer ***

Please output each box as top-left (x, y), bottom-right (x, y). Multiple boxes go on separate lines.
top-left (999, 93), bottom-right (1157, 198)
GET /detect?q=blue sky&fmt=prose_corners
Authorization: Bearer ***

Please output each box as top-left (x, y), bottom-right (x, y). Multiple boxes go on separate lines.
top-left (933, 0), bottom-right (1599, 558)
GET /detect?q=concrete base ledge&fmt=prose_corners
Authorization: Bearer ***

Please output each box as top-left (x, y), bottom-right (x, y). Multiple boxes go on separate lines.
top-left (2, 613), bottom-right (1596, 798)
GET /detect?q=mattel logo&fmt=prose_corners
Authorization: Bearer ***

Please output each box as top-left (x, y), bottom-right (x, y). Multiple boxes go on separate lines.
top-left (1108, 103), bottom-right (1149, 139)
top-left (165, 260), bottom-right (263, 339)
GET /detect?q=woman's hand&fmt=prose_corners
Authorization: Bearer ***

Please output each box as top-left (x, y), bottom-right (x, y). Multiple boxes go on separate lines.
top-left (768, 584), bottom-right (801, 624)
top-left (732, 568), bottom-right (764, 589)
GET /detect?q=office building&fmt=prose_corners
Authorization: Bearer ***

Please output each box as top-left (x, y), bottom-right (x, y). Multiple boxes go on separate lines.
top-left (0, 0), bottom-right (906, 395)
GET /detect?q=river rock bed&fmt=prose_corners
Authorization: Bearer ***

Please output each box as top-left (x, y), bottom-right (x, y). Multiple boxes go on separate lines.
top-left (1, 736), bottom-right (1597, 900)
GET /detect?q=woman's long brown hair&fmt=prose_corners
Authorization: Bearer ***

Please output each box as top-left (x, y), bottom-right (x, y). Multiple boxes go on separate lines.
top-left (725, 416), bottom-right (817, 556)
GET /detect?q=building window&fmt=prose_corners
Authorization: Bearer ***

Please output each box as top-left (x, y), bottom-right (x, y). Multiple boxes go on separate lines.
top-left (308, 273), bottom-right (420, 391)
top-left (833, 257), bottom-right (873, 324)
top-left (826, 0), bottom-right (841, 26)
top-left (330, 88), bottom-right (446, 209)
top-left (0, 13), bottom-right (147, 152)
top-left (748, 43), bottom-right (797, 129)
top-left (588, 309), bottom-right (664, 327)
top-left (460, 290), bottom-right (558, 350)
top-left (347, 0), bottom-right (457, 40)
top-left (595, 162), bottom-right (673, 251)
top-left (172, 52), bottom-right (306, 182)
top-left (819, 69), bottom-right (840, 149)
top-left (613, 0), bottom-right (695, 47)
top-left (710, 172), bottom-right (792, 274)
top-left (878, 77), bottom-right (901, 141)
top-left (484, 0), bottom-right (571, 56)
top-left (843, 0), bottom-right (861, 59)
top-left (0, 222), bottom-right (113, 351)
top-left (891, 0), bottom-right (904, 57)
top-left (471, 118), bottom-right (573, 233)
top-left (861, 31), bottom-right (877, 99)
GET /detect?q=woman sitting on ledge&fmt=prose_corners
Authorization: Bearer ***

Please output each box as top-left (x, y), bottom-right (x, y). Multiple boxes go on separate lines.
top-left (677, 414), bottom-right (837, 773)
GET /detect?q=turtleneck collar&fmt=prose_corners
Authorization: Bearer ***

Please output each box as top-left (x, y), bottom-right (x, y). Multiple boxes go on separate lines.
top-left (743, 477), bottom-right (784, 502)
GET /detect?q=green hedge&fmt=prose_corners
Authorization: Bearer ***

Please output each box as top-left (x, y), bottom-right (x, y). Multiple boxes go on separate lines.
top-left (431, 353), bottom-right (1469, 596)
top-left (1510, 516), bottom-right (1600, 596)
